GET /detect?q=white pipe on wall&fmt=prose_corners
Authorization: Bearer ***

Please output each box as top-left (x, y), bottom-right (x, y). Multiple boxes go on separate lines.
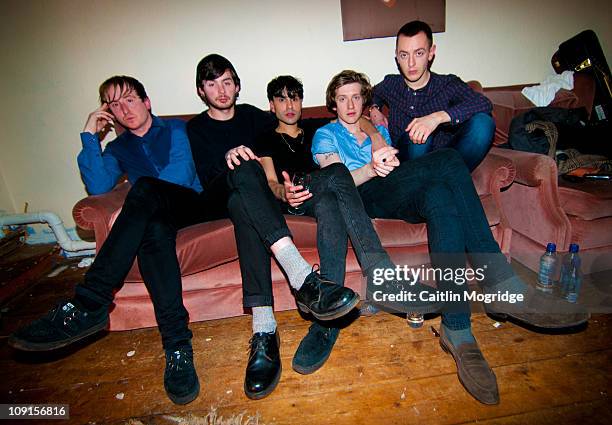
top-left (0, 212), bottom-right (96, 252)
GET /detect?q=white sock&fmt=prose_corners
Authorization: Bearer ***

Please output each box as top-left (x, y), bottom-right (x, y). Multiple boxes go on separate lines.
top-left (274, 244), bottom-right (311, 290)
top-left (252, 306), bottom-right (277, 334)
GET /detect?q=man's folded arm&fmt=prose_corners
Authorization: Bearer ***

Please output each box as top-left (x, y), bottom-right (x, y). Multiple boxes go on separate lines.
top-left (77, 132), bottom-right (123, 195)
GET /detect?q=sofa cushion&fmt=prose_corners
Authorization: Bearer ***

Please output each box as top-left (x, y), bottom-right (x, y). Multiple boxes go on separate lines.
top-left (121, 195), bottom-right (500, 282)
top-left (559, 183), bottom-right (612, 220)
top-left (567, 215), bottom-right (612, 249)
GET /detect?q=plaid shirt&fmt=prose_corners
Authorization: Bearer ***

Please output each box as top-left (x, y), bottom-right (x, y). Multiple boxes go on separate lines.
top-left (373, 72), bottom-right (492, 148)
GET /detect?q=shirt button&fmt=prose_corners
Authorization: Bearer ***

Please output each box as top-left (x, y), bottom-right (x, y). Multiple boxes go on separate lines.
top-left (455, 119), bottom-right (460, 123)
top-left (410, 106), bottom-right (414, 110)
top-left (413, 92), bottom-right (417, 96)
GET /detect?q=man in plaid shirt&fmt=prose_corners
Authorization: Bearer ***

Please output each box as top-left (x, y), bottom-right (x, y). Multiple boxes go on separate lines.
top-left (370, 20), bottom-right (494, 171)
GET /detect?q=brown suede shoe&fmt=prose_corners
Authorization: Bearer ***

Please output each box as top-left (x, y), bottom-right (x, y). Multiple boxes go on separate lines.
top-left (439, 329), bottom-right (499, 405)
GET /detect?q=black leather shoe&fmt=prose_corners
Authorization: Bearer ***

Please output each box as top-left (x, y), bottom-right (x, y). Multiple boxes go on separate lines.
top-left (164, 345), bottom-right (200, 405)
top-left (294, 271), bottom-right (359, 321)
top-left (292, 322), bottom-right (340, 374)
top-left (244, 330), bottom-right (281, 400)
top-left (366, 277), bottom-right (444, 315)
top-left (8, 300), bottom-right (109, 351)
top-left (485, 284), bottom-right (590, 329)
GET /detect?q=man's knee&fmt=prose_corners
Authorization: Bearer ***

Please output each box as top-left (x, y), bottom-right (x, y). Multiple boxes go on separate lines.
top-left (323, 162), bottom-right (353, 185)
top-left (228, 160), bottom-right (265, 186)
top-left (435, 147), bottom-right (465, 167)
top-left (465, 113), bottom-right (495, 141)
top-left (127, 176), bottom-right (164, 201)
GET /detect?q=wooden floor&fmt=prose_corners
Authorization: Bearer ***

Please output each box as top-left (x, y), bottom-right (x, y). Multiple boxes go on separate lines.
top-left (1, 244), bottom-right (611, 425)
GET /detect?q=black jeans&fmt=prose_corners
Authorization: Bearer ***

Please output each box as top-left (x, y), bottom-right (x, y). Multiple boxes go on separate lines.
top-left (76, 177), bottom-right (226, 350)
top-left (301, 163), bottom-right (391, 286)
top-left (357, 148), bottom-right (515, 330)
top-left (76, 164), bottom-right (293, 350)
top-left (225, 160), bottom-right (292, 308)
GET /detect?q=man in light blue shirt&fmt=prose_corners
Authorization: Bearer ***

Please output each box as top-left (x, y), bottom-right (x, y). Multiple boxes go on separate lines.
top-left (313, 69), bottom-right (589, 405)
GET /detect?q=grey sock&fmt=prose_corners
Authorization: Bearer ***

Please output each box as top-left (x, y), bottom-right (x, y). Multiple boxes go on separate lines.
top-left (488, 274), bottom-right (527, 296)
top-left (275, 244), bottom-right (311, 290)
top-left (252, 306), bottom-right (277, 334)
top-left (442, 323), bottom-right (476, 347)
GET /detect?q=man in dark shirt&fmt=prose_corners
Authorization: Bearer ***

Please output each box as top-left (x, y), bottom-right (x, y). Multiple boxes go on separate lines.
top-left (256, 75), bottom-right (440, 375)
top-left (186, 54), bottom-right (360, 400)
top-left (370, 20), bottom-right (495, 171)
top-left (10, 76), bottom-right (205, 405)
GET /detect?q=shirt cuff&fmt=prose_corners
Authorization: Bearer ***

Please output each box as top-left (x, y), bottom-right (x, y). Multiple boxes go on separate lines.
top-left (80, 132), bottom-right (101, 149)
top-left (445, 108), bottom-right (464, 125)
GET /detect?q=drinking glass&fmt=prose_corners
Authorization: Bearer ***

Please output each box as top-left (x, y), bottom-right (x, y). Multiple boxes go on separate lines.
top-left (287, 172), bottom-right (311, 215)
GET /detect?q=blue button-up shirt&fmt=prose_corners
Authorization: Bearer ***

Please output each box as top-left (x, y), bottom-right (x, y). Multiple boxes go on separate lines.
top-left (312, 122), bottom-right (391, 171)
top-left (372, 72), bottom-right (492, 148)
top-left (77, 115), bottom-right (202, 195)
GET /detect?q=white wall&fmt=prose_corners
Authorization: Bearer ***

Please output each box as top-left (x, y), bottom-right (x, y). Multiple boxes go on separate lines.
top-left (0, 0), bottom-right (610, 227)
top-left (0, 168), bottom-right (15, 214)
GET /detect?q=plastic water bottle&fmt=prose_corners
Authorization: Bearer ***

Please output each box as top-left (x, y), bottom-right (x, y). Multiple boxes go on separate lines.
top-left (537, 243), bottom-right (558, 293)
top-left (559, 243), bottom-right (582, 303)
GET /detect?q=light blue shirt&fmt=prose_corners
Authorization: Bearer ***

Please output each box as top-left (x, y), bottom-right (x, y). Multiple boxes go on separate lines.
top-left (311, 122), bottom-right (391, 171)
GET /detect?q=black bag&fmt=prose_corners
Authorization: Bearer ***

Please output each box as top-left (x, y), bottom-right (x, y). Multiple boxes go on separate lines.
top-left (508, 107), bottom-right (588, 155)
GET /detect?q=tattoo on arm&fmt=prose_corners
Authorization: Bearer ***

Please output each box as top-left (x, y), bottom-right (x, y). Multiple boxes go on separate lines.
top-left (324, 153), bottom-right (335, 160)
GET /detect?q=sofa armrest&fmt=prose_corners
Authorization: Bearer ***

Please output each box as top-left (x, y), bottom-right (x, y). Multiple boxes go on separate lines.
top-left (490, 147), bottom-right (571, 249)
top-left (72, 182), bottom-right (131, 249)
top-left (489, 147), bottom-right (558, 187)
top-left (471, 152), bottom-right (516, 196)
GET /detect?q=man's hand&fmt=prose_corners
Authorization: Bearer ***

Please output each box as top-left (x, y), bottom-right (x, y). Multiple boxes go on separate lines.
top-left (405, 111), bottom-right (449, 144)
top-left (282, 171), bottom-right (312, 207)
top-left (225, 145), bottom-right (260, 170)
top-left (369, 106), bottom-right (388, 127)
top-left (371, 146), bottom-right (399, 177)
top-left (83, 104), bottom-right (114, 135)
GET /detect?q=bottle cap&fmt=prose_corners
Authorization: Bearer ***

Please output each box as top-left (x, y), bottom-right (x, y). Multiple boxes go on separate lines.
top-left (546, 243), bottom-right (557, 252)
top-left (569, 243), bottom-right (579, 253)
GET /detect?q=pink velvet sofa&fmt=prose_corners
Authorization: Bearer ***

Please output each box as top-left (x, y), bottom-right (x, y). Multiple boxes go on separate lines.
top-left (72, 105), bottom-right (516, 331)
top-left (483, 74), bottom-right (612, 274)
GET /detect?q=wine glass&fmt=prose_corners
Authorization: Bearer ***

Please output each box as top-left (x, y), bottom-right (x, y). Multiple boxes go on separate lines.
top-left (287, 172), bottom-right (311, 215)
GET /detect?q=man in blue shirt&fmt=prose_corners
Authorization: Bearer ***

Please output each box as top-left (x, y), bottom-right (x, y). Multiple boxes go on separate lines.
top-left (370, 20), bottom-right (494, 171)
top-left (313, 70), bottom-right (590, 405)
top-left (10, 76), bottom-right (206, 405)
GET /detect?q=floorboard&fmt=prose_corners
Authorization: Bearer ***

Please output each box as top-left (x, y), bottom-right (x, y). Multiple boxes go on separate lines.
top-left (0, 245), bottom-right (610, 424)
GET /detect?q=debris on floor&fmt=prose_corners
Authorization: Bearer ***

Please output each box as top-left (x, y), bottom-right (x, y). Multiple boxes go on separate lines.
top-left (47, 264), bottom-right (69, 277)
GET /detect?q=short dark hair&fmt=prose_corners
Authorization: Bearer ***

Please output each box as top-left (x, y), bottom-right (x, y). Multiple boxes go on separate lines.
top-left (267, 75), bottom-right (304, 101)
top-left (99, 76), bottom-right (147, 104)
top-left (325, 70), bottom-right (372, 113)
top-left (195, 53), bottom-right (241, 89)
top-left (396, 20), bottom-right (433, 47)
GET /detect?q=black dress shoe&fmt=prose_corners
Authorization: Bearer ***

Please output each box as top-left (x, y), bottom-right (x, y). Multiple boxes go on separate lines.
top-left (294, 271), bottom-right (359, 321)
top-left (292, 322), bottom-right (339, 375)
top-left (244, 330), bottom-right (281, 400)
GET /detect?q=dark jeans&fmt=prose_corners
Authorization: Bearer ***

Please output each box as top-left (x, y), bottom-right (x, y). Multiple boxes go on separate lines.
top-left (301, 163), bottom-right (391, 286)
top-left (398, 113), bottom-right (495, 171)
top-left (76, 177), bottom-right (226, 350)
top-left (357, 148), bottom-right (515, 330)
top-left (76, 164), bottom-right (293, 350)
top-left (225, 160), bottom-right (292, 308)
